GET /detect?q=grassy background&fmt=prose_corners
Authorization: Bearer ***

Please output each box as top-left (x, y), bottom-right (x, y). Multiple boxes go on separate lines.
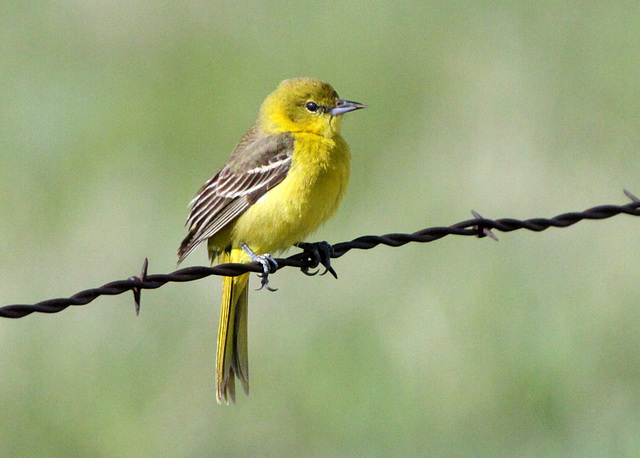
top-left (2, 2), bottom-right (640, 456)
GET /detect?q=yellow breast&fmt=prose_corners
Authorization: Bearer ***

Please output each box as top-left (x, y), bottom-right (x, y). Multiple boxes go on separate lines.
top-left (230, 132), bottom-right (351, 255)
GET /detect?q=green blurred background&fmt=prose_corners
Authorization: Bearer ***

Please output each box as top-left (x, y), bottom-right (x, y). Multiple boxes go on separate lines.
top-left (2, 2), bottom-right (640, 456)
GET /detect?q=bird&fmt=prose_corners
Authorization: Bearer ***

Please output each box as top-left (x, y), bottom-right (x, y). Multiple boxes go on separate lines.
top-left (177, 78), bottom-right (365, 404)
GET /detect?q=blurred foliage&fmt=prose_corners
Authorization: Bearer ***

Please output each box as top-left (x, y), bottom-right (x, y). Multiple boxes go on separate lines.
top-left (2, 1), bottom-right (640, 456)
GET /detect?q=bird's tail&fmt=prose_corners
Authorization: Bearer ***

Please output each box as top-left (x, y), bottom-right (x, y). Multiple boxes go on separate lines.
top-left (216, 249), bottom-right (250, 404)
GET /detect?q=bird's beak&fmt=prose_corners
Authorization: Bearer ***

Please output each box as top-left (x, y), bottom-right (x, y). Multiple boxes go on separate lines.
top-left (331, 99), bottom-right (366, 116)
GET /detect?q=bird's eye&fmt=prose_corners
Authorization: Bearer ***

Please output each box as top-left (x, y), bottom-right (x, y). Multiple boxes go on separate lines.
top-left (305, 101), bottom-right (319, 112)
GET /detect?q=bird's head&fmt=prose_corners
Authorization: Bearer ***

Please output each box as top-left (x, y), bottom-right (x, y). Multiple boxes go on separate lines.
top-left (258, 78), bottom-right (365, 138)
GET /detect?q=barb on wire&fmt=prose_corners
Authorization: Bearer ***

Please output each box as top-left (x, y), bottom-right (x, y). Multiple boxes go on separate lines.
top-left (2, 191), bottom-right (639, 319)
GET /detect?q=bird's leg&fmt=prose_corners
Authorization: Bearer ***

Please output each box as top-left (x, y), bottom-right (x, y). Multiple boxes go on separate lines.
top-left (240, 243), bottom-right (278, 292)
top-left (295, 241), bottom-right (338, 279)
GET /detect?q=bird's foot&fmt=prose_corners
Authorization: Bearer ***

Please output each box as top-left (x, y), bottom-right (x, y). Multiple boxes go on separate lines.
top-left (241, 243), bottom-right (278, 291)
top-left (296, 241), bottom-right (338, 279)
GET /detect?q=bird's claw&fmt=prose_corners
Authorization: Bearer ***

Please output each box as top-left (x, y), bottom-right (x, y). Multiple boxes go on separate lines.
top-left (296, 241), bottom-right (338, 279)
top-left (301, 267), bottom-right (319, 276)
top-left (241, 243), bottom-right (278, 292)
top-left (257, 256), bottom-right (278, 292)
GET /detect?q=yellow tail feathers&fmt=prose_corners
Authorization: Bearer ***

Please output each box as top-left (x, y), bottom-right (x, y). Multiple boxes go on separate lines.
top-left (216, 250), bottom-right (250, 404)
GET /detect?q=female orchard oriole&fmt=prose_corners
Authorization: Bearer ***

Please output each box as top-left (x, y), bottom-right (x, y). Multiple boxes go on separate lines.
top-left (178, 78), bottom-right (365, 404)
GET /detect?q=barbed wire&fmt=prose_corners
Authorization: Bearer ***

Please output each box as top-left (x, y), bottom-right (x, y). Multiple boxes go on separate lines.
top-left (2, 190), bottom-right (639, 319)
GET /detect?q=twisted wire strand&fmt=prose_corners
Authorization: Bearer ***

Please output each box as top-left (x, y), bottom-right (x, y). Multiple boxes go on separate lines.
top-left (2, 192), bottom-right (639, 319)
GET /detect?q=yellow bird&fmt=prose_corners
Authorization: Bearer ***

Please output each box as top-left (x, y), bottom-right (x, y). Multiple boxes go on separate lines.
top-left (178, 78), bottom-right (365, 404)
